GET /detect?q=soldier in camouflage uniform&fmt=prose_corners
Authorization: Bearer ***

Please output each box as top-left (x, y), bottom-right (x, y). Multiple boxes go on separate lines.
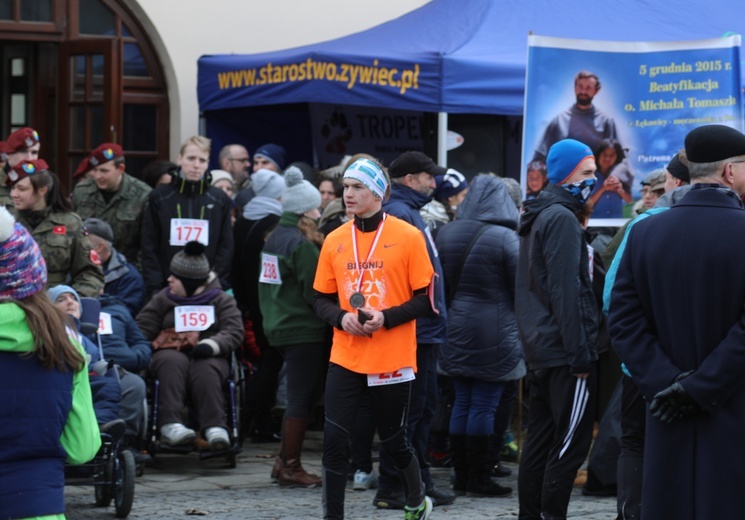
top-left (7, 158), bottom-right (104, 297)
top-left (72, 143), bottom-right (152, 268)
top-left (1, 127), bottom-right (41, 208)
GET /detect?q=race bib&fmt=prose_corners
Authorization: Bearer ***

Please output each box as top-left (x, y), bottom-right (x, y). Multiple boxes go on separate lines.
top-left (169, 218), bottom-right (209, 246)
top-left (259, 253), bottom-right (282, 285)
top-left (174, 305), bottom-right (215, 332)
top-left (98, 312), bottom-right (113, 335)
top-left (367, 367), bottom-right (416, 387)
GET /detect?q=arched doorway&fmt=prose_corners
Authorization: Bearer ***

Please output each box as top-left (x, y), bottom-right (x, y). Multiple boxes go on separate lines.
top-left (0, 0), bottom-right (169, 189)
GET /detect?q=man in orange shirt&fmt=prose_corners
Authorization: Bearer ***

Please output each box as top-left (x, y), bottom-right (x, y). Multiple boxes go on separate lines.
top-left (314, 158), bottom-right (435, 520)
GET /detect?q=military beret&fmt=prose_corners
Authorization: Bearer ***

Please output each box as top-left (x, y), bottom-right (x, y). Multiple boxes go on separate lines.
top-left (7, 159), bottom-right (49, 187)
top-left (685, 125), bottom-right (745, 163)
top-left (5, 127), bottom-right (40, 153)
top-left (74, 143), bottom-right (124, 178)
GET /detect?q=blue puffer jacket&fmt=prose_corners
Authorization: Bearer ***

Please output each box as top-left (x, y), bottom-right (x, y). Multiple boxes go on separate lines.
top-left (77, 327), bottom-right (121, 425)
top-left (383, 184), bottom-right (447, 344)
top-left (90, 295), bottom-right (151, 372)
top-left (435, 176), bottom-right (526, 382)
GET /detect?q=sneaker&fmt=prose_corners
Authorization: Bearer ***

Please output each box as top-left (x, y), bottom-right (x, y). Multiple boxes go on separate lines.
top-left (353, 469), bottom-right (379, 490)
top-left (373, 489), bottom-right (406, 510)
top-left (205, 427), bottom-right (231, 451)
top-left (160, 423), bottom-right (197, 447)
top-left (404, 496), bottom-right (433, 520)
top-left (491, 463), bottom-right (513, 478)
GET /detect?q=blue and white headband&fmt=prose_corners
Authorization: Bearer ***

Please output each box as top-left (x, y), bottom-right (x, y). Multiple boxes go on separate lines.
top-left (343, 159), bottom-right (388, 200)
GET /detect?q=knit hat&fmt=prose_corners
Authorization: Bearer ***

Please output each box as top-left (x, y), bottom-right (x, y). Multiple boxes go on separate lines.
top-left (282, 166), bottom-right (321, 214)
top-left (343, 158), bottom-right (388, 200)
top-left (0, 206), bottom-right (47, 301)
top-left (685, 124), bottom-right (745, 163)
top-left (666, 153), bottom-right (690, 183)
top-left (546, 139), bottom-right (595, 185)
top-left (6, 159), bottom-right (49, 188)
top-left (388, 151), bottom-right (447, 178)
top-left (170, 241), bottom-right (210, 296)
top-left (5, 127), bottom-right (40, 153)
top-left (433, 169), bottom-right (468, 203)
top-left (209, 169), bottom-right (234, 187)
top-left (84, 218), bottom-right (114, 243)
top-left (251, 168), bottom-right (285, 199)
top-left (46, 284), bottom-right (81, 310)
top-left (253, 143), bottom-right (286, 171)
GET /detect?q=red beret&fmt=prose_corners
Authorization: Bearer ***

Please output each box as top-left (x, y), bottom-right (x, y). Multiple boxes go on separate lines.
top-left (5, 128), bottom-right (40, 154)
top-left (7, 159), bottom-right (49, 187)
top-left (74, 143), bottom-right (124, 178)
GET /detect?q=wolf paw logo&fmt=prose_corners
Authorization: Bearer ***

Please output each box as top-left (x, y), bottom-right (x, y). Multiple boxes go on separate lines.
top-left (322, 108), bottom-right (352, 154)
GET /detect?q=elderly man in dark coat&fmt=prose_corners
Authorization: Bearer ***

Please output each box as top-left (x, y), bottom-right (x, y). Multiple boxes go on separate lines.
top-left (608, 124), bottom-right (745, 520)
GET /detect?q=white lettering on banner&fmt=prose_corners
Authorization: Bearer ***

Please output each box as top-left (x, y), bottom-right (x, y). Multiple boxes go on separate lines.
top-left (367, 367), bottom-right (415, 387)
top-left (169, 219), bottom-right (209, 246)
top-left (259, 253), bottom-right (282, 285)
top-left (174, 306), bottom-right (215, 332)
top-left (98, 312), bottom-right (113, 335)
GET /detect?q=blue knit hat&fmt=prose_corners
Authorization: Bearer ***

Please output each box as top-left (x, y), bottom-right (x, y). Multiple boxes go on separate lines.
top-left (433, 169), bottom-right (468, 203)
top-left (46, 284), bottom-right (81, 310)
top-left (546, 139), bottom-right (594, 185)
top-left (254, 143), bottom-right (286, 171)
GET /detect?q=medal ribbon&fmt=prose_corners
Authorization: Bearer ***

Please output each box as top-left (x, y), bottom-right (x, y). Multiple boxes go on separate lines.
top-left (351, 214), bottom-right (387, 294)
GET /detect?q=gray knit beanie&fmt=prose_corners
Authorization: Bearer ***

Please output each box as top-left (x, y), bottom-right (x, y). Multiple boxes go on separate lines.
top-left (170, 241), bottom-right (210, 293)
top-left (281, 166), bottom-right (321, 214)
top-left (251, 168), bottom-right (284, 199)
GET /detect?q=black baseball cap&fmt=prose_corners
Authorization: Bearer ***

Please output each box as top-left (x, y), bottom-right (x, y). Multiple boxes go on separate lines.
top-left (388, 151), bottom-right (447, 178)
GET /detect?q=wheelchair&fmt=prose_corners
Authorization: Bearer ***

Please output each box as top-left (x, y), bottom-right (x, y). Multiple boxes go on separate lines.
top-left (65, 424), bottom-right (136, 518)
top-left (147, 351), bottom-right (247, 468)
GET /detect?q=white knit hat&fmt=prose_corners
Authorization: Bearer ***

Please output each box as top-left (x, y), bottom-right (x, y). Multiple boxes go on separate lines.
top-left (281, 166), bottom-right (321, 214)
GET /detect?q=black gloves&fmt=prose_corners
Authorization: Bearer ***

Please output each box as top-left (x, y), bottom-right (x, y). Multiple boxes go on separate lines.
top-left (649, 371), bottom-right (700, 423)
top-left (191, 342), bottom-right (214, 359)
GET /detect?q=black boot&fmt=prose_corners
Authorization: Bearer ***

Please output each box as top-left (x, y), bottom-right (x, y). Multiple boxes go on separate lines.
top-left (449, 434), bottom-right (468, 496)
top-left (466, 435), bottom-right (512, 497)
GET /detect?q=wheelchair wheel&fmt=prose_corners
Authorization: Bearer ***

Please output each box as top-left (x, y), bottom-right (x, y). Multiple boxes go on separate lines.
top-left (94, 456), bottom-right (114, 507)
top-left (115, 449), bottom-right (136, 518)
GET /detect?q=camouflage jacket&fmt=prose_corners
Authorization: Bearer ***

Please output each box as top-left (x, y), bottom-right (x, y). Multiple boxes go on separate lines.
top-left (73, 173), bottom-right (152, 267)
top-left (14, 208), bottom-right (105, 297)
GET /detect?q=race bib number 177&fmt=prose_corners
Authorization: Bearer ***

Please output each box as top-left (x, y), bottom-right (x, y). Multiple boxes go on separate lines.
top-left (170, 218), bottom-right (209, 246)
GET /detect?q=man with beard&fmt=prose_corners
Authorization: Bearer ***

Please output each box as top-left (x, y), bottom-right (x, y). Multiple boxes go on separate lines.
top-left (532, 71), bottom-right (621, 164)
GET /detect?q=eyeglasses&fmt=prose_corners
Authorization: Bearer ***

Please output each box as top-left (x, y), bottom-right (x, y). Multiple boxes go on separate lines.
top-left (229, 158), bottom-right (251, 163)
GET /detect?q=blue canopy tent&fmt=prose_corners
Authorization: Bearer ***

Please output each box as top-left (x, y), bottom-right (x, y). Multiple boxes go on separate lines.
top-left (197, 0), bottom-right (744, 165)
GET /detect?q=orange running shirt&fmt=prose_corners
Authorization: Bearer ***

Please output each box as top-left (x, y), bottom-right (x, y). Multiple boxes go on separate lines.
top-left (314, 214), bottom-right (434, 374)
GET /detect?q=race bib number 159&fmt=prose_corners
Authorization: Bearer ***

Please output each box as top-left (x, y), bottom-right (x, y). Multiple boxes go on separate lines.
top-left (174, 306), bottom-right (215, 332)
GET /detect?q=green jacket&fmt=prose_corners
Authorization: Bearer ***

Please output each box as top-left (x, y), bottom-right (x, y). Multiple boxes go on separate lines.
top-left (14, 208), bottom-right (105, 297)
top-left (73, 173), bottom-right (152, 267)
top-left (258, 212), bottom-right (327, 347)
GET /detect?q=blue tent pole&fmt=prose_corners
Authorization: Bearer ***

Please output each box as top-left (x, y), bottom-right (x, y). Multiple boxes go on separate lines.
top-left (437, 112), bottom-right (448, 167)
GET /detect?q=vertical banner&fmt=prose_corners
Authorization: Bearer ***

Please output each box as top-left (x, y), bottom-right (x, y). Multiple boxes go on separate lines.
top-left (522, 35), bottom-right (743, 225)
top-left (309, 103), bottom-right (425, 170)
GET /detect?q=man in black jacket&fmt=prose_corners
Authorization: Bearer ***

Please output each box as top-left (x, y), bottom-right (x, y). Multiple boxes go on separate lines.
top-left (140, 136), bottom-right (233, 298)
top-left (515, 139), bottom-right (599, 520)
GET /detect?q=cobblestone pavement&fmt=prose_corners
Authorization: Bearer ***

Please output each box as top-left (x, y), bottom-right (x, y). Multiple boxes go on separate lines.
top-left (65, 433), bottom-right (616, 519)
